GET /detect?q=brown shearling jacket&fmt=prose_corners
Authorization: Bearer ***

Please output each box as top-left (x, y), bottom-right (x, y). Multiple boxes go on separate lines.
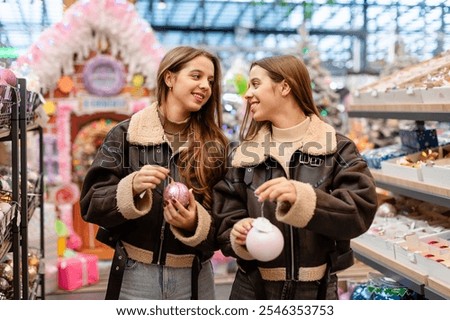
top-left (80, 104), bottom-right (217, 268)
top-left (213, 115), bottom-right (378, 282)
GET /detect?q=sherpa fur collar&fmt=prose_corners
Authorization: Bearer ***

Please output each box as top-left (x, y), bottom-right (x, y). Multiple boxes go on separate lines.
top-left (128, 102), bottom-right (166, 146)
top-left (232, 115), bottom-right (337, 167)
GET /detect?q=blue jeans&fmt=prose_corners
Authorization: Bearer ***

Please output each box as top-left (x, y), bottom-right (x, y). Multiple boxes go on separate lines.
top-left (119, 259), bottom-right (215, 300)
top-left (229, 269), bottom-right (338, 300)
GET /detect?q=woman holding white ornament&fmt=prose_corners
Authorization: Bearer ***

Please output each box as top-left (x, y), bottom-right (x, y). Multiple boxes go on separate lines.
top-left (80, 46), bottom-right (228, 300)
top-left (213, 55), bottom-right (378, 299)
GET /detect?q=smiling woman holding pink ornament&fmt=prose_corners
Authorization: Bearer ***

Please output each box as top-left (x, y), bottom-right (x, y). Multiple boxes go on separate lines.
top-left (80, 46), bottom-right (228, 300)
top-left (213, 55), bottom-right (378, 300)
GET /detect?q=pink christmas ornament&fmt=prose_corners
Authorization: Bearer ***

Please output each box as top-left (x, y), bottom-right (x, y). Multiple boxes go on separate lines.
top-left (0, 68), bottom-right (18, 87)
top-left (164, 182), bottom-right (190, 208)
top-left (246, 217), bottom-right (284, 262)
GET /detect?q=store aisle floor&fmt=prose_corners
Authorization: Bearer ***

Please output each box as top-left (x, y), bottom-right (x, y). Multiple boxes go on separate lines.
top-left (45, 259), bottom-right (375, 300)
top-left (46, 260), bottom-right (234, 300)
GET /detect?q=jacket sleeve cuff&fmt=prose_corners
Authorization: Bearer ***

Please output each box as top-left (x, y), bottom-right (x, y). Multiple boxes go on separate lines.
top-left (230, 218), bottom-right (255, 260)
top-left (116, 172), bottom-right (152, 219)
top-left (171, 201), bottom-right (211, 247)
top-left (275, 180), bottom-right (316, 228)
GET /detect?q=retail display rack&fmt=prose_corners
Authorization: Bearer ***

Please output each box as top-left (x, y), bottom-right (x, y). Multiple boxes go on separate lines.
top-left (349, 98), bottom-right (450, 300)
top-left (0, 79), bottom-right (45, 300)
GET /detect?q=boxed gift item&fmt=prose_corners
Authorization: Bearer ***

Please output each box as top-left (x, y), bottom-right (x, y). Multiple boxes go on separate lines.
top-left (58, 253), bottom-right (99, 291)
top-left (399, 129), bottom-right (438, 151)
top-left (381, 146), bottom-right (447, 182)
top-left (421, 157), bottom-right (450, 188)
top-left (361, 144), bottom-right (415, 170)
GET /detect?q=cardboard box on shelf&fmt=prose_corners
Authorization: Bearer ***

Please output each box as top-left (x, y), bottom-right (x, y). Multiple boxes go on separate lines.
top-left (399, 129), bottom-right (438, 151)
top-left (381, 145), bottom-right (450, 182)
top-left (395, 230), bottom-right (450, 285)
top-left (381, 158), bottom-right (423, 182)
top-left (395, 229), bottom-right (449, 272)
top-left (421, 158), bottom-right (450, 188)
top-left (420, 87), bottom-right (450, 104)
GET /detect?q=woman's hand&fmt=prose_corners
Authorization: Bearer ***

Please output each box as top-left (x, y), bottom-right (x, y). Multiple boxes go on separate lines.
top-left (164, 189), bottom-right (197, 232)
top-left (231, 218), bottom-right (254, 246)
top-left (255, 177), bottom-right (297, 204)
top-left (132, 165), bottom-right (170, 196)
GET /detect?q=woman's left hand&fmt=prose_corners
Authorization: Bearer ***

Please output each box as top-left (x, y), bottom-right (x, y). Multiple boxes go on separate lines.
top-left (163, 189), bottom-right (197, 232)
top-left (254, 177), bottom-right (297, 204)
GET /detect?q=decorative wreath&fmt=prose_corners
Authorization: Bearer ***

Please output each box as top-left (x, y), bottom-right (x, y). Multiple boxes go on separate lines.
top-left (82, 55), bottom-right (126, 97)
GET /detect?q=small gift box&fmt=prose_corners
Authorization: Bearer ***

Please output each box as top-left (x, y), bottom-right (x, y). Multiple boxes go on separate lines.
top-left (399, 129), bottom-right (438, 151)
top-left (361, 144), bottom-right (415, 169)
top-left (58, 253), bottom-right (99, 291)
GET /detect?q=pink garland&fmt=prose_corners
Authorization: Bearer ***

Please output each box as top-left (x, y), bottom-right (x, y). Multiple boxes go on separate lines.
top-left (56, 104), bottom-right (74, 183)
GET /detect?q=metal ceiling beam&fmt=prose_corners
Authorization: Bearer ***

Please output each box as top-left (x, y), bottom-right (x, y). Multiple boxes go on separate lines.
top-left (210, 1), bottom-right (228, 25)
top-left (151, 25), bottom-right (367, 38)
top-left (165, 0), bottom-right (180, 26)
top-left (272, 3), bottom-right (298, 30)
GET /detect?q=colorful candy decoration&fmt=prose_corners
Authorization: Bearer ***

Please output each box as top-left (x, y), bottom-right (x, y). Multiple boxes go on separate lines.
top-left (57, 75), bottom-right (75, 94)
top-left (53, 183), bottom-right (80, 206)
top-left (132, 74), bottom-right (145, 88)
top-left (42, 100), bottom-right (56, 115)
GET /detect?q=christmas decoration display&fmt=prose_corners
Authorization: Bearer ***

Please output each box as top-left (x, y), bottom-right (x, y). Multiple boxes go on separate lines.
top-left (292, 24), bottom-right (345, 132)
top-left (222, 56), bottom-right (249, 141)
top-left (12, 0), bottom-right (165, 94)
top-left (363, 37), bottom-right (420, 149)
top-left (72, 118), bottom-right (119, 184)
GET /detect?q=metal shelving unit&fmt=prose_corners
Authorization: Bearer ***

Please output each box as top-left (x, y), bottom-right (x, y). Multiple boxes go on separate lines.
top-left (0, 79), bottom-right (45, 300)
top-left (349, 103), bottom-right (450, 300)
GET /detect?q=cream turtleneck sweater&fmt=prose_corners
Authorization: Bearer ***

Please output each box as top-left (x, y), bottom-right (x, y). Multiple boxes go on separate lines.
top-left (270, 116), bottom-right (311, 177)
top-left (157, 107), bottom-right (190, 152)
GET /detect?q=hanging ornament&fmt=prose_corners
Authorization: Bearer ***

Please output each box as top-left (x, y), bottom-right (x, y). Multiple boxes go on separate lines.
top-left (233, 74), bottom-right (248, 96)
top-left (163, 181), bottom-right (190, 208)
top-left (57, 75), bottom-right (74, 94)
top-left (132, 74), bottom-right (144, 87)
top-left (246, 217), bottom-right (284, 262)
top-left (43, 100), bottom-right (56, 115)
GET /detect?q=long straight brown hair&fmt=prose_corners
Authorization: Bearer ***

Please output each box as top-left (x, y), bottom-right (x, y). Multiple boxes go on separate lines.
top-left (240, 55), bottom-right (321, 141)
top-left (156, 46), bottom-right (228, 209)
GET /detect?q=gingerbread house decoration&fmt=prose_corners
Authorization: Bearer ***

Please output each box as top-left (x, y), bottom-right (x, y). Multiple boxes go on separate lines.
top-left (12, 0), bottom-right (165, 259)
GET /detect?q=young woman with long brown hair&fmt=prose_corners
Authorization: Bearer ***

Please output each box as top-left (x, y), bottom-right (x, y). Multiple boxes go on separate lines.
top-left (80, 46), bottom-right (228, 299)
top-left (213, 55), bottom-right (377, 300)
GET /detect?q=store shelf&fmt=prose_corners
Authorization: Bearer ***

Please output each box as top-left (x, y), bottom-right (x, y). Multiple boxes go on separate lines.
top-left (349, 92), bottom-right (450, 299)
top-left (0, 79), bottom-right (45, 300)
top-left (426, 278), bottom-right (450, 300)
top-left (351, 240), bottom-right (427, 296)
top-left (370, 170), bottom-right (450, 207)
top-left (348, 104), bottom-right (450, 121)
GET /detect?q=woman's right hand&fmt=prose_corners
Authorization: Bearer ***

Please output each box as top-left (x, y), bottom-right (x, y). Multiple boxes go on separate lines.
top-left (231, 218), bottom-right (254, 246)
top-left (132, 165), bottom-right (170, 196)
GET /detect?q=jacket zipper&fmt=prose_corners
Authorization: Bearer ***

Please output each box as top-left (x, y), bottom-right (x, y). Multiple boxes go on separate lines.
top-left (289, 226), bottom-right (295, 280)
top-left (156, 145), bottom-right (177, 265)
top-left (157, 220), bottom-right (166, 265)
top-left (287, 155), bottom-right (296, 280)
